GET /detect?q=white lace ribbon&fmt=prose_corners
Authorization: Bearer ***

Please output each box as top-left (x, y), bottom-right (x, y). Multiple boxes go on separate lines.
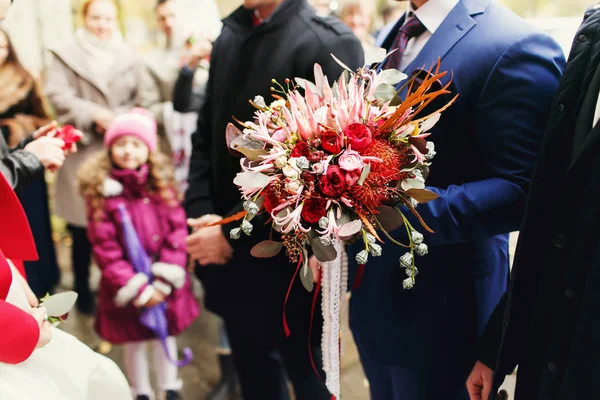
top-left (321, 238), bottom-right (348, 399)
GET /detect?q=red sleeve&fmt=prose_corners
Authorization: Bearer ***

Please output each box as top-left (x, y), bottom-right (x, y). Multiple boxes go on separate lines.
top-left (0, 299), bottom-right (39, 364)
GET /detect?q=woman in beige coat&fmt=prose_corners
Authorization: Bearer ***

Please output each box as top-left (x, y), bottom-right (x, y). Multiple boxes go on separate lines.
top-left (45, 0), bottom-right (141, 314)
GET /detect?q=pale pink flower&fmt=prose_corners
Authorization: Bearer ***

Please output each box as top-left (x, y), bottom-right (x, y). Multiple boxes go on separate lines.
top-left (338, 150), bottom-right (364, 171)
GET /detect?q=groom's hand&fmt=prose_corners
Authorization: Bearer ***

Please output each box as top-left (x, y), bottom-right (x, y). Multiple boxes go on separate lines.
top-left (467, 361), bottom-right (494, 400)
top-left (186, 215), bottom-right (233, 266)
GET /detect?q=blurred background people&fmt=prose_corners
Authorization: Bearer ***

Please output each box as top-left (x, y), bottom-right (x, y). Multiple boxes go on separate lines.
top-left (45, 0), bottom-right (142, 315)
top-left (338, 0), bottom-right (377, 56)
top-left (0, 27), bottom-right (60, 296)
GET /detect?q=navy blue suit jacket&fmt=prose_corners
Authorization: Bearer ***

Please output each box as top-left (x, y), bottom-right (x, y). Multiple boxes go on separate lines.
top-left (349, 0), bottom-right (564, 381)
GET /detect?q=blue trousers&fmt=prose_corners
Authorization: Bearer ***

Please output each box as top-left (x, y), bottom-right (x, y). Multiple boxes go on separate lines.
top-left (356, 337), bottom-right (471, 400)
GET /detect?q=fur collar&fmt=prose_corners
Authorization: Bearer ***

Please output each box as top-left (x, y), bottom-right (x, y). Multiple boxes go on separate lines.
top-left (102, 177), bottom-right (123, 197)
top-left (0, 64), bottom-right (33, 114)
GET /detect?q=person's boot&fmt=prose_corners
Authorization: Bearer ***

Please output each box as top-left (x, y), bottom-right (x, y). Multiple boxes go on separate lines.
top-left (206, 354), bottom-right (237, 400)
top-left (164, 390), bottom-right (182, 400)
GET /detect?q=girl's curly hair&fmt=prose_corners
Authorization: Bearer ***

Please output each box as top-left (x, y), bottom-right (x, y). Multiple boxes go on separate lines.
top-left (78, 150), bottom-right (181, 220)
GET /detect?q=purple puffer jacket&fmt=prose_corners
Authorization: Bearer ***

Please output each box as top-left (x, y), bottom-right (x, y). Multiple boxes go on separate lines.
top-left (87, 164), bottom-right (199, 344)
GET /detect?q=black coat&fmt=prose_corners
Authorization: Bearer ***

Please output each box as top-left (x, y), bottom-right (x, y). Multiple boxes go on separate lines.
top-left (479, 5), bottom-right (600, 399)
top-left (184, 0), bottom-right (363, 318)
top-left (0, 134), bottom-right (43, 192)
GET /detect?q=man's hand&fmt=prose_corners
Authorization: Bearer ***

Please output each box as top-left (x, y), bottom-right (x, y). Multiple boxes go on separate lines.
top-left (467, 361), bottom-right (494, 400)
top-left (145, 291), bottom-right (166, 308)
top-left (308, 255), bottom-right (321, 283)
top-left (93, 109), bottom-right (115, 133)
top-left (24, 136), bottom-right (66, 171)
top-left (31, 306), bottom-right (52, 349)
top-left (186, 216), bottom-right (233, 266)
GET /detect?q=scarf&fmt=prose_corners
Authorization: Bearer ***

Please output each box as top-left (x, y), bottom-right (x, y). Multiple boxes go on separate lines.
top-left (75, 28), bottom-right (127, 80)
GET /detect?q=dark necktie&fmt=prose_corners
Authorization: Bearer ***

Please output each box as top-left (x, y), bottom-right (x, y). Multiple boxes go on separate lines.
top-left (383, 15), bottom-right (427, 70)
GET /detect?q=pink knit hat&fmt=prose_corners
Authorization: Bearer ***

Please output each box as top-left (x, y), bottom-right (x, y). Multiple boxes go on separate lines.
top-left (104, 108), bottom-right (157, 152)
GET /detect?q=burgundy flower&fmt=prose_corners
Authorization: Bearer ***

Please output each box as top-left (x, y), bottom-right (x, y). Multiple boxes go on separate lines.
top-left (302, 171), bottom-right (316, 184)
top-left (290, 142), bottom-right (310, 158)
top-left (321, 130), bottom-right (343, 154)
top-left (308, 150), bottom-right (325, 163)
top-left (301, 197), bottom-right (328, 224)
top-left (343, 123), bottom-right (372, 152)
top-left (319, 165), bottom-right (346, 198)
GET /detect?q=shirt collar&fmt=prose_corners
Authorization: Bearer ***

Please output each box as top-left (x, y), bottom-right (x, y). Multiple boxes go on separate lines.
top-left (406, 0), bottom-right (459, 34)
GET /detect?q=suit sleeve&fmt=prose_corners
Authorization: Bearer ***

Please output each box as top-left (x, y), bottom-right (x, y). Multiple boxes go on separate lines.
top-left (0, 300), bottom-right (39, 364)
top-left (402, 33), bottom-right (565, 245)
top-left (87, 207), bottom-right (151, 307)
top-left (184, 48), bottom-right (218, 219)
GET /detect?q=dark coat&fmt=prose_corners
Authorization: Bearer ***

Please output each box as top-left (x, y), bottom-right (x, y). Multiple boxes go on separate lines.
top-left (348, 0), bottom-right (564, 398)
top-left (184, 0), bottom-right (364, 320)
top-left (480, 4), bottom-right (600, 399)
top-left (0, 134), bottom-right (42, 192)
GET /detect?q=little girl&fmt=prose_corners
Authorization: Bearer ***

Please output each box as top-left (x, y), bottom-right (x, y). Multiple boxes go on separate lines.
top-left (78, 108), bottom-right (200, 400)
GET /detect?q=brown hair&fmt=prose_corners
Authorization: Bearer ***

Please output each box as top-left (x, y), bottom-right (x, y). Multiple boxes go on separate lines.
top-left (78, 150), bottom-right (181, 220)
top-left (82, 0), bottom-right (119, 17)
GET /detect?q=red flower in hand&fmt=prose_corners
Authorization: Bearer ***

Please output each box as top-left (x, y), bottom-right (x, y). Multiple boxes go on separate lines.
top-left (321, 130), bottom-right (343, 154)
top-left (302, 197), bottom-right (328, 224)
top-left (343, 123), bottom-right (372, 152)
top-left (290, 142), bottom-right (310, 158)
top-left (56, 125), bottom-right (82, 150)
top-left (319, 165), bottom-right (346, 198)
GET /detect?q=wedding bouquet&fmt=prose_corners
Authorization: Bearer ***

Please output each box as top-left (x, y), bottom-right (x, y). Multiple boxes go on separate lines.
top-left (221, 56), bottom-right (455, 398)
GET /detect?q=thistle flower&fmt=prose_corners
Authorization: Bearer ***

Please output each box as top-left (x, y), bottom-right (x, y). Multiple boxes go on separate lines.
top-left (369, 243), bottom-right (382, 257)
top-left (356, 249), bottom-right (369, 265)
top-left (425, 142), bottom-right (436, 161)
top-left (411, 231), bottom-right (424, 245)
top-left (402, 278), bottom-right (415, 290)
top-left (406, 267), bottom-right (419, 278)
top-left (241, 219), bottom-right (253, 235)
top-left (230, 228), bottom-right (241, 240)
top-left (415, 243), bottom-right (428, 257)
top-left (399, 253), bottom-right (413, 269)
top-left (244, 201), bottom-right (259, 217)
top-left (319, 217), bottom-right (329, 229)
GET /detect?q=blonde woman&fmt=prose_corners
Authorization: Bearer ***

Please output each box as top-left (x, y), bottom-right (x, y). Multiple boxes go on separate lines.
top-left (45, 0), bottom-right (142, 315)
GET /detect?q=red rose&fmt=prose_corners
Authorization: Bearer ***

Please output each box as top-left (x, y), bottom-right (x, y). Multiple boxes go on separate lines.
top-left (343, 123), bottom-right (372, 152)
top-left (301, 197), bottom-right (328, 224)
top-left (321, 130), bottom-right (343, 154)
top-left (290, 142), bottom-right (310, 158)
top-left (308, 150), bottom-right (325, 163)
top-left (319, 166), bottom-right (346, 198)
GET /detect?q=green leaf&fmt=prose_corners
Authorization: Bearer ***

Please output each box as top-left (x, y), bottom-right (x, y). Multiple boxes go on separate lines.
top-left (234, 171), bottom-right (271, 189)
top-left (374, 83), bottom-right (397, 102)
top-left (338, 220), bottom-right (363, 240)
top-left (300, 253), bottom-right (314, 292)
top-left (358, 163), bottom-right (371, 186)
top-left (230, 136), bottom-right (268, 161)
top-left (311, 238), bottom-right (338, 262)
top-left (378, 69), bottom-right (408, 86)
top-left (41, 291), bottom-right (78, 317)
top-left (375, 206), bottom-right (404, 232)
top-left (250, 240), bottom-right (284, 258)
top-left (405, 188), bottom-right (439, 203)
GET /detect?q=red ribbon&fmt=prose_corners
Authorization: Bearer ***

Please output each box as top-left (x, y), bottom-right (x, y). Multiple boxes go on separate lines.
top-left (308, 279), bottom-right (322, 379)
top-left (283, 255), bottom-right (303, 338)
top-left (352, 264), bottom-right (366, 289)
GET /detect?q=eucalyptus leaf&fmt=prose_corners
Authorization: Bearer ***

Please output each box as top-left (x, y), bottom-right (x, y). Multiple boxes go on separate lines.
top-left (419, 113), bottom-right (441, 132)
top-left (233, 171), bottom-right (271, 189)
top-left (374, 83), bottom-right (397, 102)
top-left (311, 238), bottom-right (338, 262)
top-left (405, 188), bottom-right (439, 203)
top-left (230, 136), bottom-right (268, 161)
top-left (250, 240), bottom-right (284, 258)
top-left (390, 95), bottom-right (403, 107)
top-left (400, 177), bottom-right (426, 191)
top-left (376, 206), bottom-right (404, 232)
top-left (358, 163), bottom-right (371, 186)
top-left (364, 46), bottom-right (388, 66)
top-left (42, 291), bottom-right (78, 317)
top-left (338, 220), bottom-right (363, 240)
top-left (378, 69), bottom-right (408, 86)
top-left (300, 254), bottom-right (314, 292)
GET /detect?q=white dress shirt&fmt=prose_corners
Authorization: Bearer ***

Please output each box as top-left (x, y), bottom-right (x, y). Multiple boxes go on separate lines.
top-left (594, 93), bottom-right (600, 128)
top-left (399, 0), bottom-right (460, 71)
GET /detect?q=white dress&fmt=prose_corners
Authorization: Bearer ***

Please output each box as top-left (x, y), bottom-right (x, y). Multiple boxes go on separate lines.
top-left (0, 264), bottom-right (133, 400)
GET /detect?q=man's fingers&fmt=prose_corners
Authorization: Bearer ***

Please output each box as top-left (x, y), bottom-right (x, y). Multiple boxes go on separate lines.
top-left (187, 214), bottom-right (221, 230)
top-left (482, 381), bottom-right (491, 400)
top-left (34, 121), bottom-right (58, 138)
